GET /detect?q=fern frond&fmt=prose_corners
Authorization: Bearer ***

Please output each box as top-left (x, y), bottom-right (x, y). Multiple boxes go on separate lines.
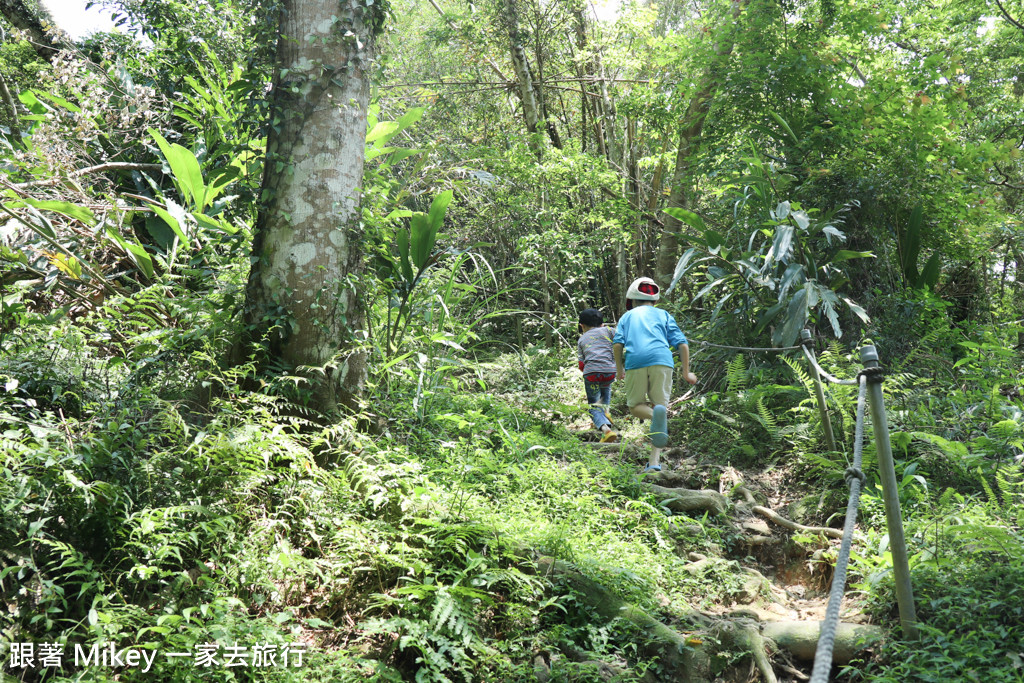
top-left (995, 465), bottom-right (1023, 509)
top-left (753, 397), bottom-right (779, 443)
top-left (980, 474), bottom-right (999, 508)
top-left (726, 354), bottom-right (748, 393)
top-left (782, 355), bottom-right (815, 397)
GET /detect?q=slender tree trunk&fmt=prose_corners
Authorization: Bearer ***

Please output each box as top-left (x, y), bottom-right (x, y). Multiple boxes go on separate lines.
top-left (0, 70), bottom-right (24, 144)
top-left (654, 0), bottom-right (745, 290)
top-left (542, 260), bottom-right (552, 347)
top-left (597, 61), bottom-right (618, 164)
top-left (529, 0), bottom-right (563, 149)
top-left (504, 0), bottom-right (544, 154)
top-left (239, 0), bottom-right (383, 410)
top-left (1014, 247), bottom-right (1024, 349)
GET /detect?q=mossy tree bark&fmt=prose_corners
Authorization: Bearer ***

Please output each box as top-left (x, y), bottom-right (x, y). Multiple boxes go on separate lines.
top-left (0, 0), bottom-right (63, 61)
top-left (241, 0), bottom-right (386, 410)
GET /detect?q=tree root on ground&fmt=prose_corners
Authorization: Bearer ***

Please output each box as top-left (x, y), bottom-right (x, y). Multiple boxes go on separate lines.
top-left (642, 479), bottom-right (841, 543)
top-left (750, 505), bottom-right (843, 539)
top-left (538, 557), bottom-right (882, 683)
top-left (644, 483), bottom-right (728, 515)
top-left (762, 621), bottom-right (884, 664)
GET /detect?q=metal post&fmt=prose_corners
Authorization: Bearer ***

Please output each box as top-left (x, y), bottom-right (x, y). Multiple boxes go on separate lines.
top-left (861, 345), bottom-right (919, 639)
top-left (801, 329), bottom-right (837, 452)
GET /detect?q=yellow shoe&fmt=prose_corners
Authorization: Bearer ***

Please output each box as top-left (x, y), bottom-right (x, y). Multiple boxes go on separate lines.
top-left (600, 430), bottom-right (618, 443)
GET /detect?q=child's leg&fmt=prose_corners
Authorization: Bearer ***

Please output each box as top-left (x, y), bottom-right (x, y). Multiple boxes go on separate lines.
top-left (649, 366), bottom-right (673, 448)
top-left (625, 367), bottom-right (654, 420)
top-left (599, 383), bottom-right (613, 419)
top-left (647, 446), bottom-right (663, 469)
top-left (648, 366), bottom-right (673, 407)
top-left (598, 382), bottom-right (617, 441)
top-left (585, 380), bottom-right (612, 431)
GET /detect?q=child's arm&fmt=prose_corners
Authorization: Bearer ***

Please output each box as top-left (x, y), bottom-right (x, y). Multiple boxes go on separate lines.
top-left (677, 343), bottom-right (697, 385)
top-left (613, 343), bottom-right (625, 381)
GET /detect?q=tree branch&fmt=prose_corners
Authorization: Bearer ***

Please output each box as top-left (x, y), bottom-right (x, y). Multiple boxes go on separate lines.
top-left (426, 0), bottom-right (511, 82)
top-left (994, 0), bottom-right (1024, 33)
top-left (14, 162), bottom-right (164, 189)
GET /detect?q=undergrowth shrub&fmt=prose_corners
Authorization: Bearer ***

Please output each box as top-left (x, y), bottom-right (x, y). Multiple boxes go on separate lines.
top-left (845, 557), bottom-right (1024, 683)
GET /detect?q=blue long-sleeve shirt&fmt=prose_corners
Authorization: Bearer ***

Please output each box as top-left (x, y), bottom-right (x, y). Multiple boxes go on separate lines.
top-left (612, 305), bottom-right (687, 370)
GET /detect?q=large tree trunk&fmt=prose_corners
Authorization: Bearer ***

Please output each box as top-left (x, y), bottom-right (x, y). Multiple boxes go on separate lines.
top-left (240, 0), bottom-right (382, 410)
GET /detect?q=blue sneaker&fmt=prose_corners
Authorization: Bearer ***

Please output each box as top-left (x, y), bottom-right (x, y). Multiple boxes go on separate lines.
top-left (651, 404), bottom-right (668, 447)
top-left (643, 465), bottom-right (662, 473)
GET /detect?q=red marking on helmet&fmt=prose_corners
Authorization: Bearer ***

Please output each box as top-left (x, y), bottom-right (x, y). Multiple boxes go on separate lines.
top-left (639, 283), bottom-right (659, 294)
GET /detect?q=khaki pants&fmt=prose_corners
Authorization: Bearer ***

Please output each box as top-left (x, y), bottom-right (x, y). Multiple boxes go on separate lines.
top-left (624, 365), bottom-right (673, 407)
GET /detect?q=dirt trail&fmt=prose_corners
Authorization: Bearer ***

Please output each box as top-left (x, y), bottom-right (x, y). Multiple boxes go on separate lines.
top-left (572, 418), bottom-right (878, 680)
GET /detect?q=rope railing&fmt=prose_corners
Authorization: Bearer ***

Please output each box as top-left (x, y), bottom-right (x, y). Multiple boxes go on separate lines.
top-left (692, 329), bottom-right (919, 673)
top-left (691, 339), bottom-right (804, 353)
top-left (809, 376), bottom-right (868, 682)
top-left (800, 344), bottom-right (858, 386)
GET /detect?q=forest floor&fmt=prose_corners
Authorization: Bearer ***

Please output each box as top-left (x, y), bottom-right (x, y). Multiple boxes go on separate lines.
top-left (482, 352), bottom-right (882, 681)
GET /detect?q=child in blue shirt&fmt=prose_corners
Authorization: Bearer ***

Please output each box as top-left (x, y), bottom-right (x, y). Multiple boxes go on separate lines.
top-left (613, 277), bottom-right (696, 471)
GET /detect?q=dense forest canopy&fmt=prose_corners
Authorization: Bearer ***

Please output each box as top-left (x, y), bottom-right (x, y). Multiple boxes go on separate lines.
top-left (1, 0), bottom-right (1023, 681)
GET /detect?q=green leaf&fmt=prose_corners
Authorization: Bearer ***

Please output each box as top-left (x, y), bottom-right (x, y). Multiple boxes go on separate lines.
top-left (764, 224), bottom-right (795, 272)
top-left (51, 254), bottom-right (82, 279)
top-left (704, 230), bottom-right (726, 251)
top-left (778, 263), bottom-right (805, 301)
top-left (774, 286), bottom-right (808, 347)
top-left (124, 242), bottom-right (155, 279)
top-left (35, 92), bottom-right (81, 113)
top-left (427, 190), bottom-right (453, 233)
top-left (900, 204), bottom-right (924, 283)
top-left (397, 107), bottom-right (425, 130)
top-left (384, 148), bottom-right (424, 165)
top-left (107, 227), bottom-right (154, 279)
top-left (17, 198), bottom-right (96, 226)
top-left (150, 128), bottom-right (207, 210)
top-left (366, 121), bottom-right (400, 144)
top-left (755, 302), bottom-right (786, 334)
top-left (919, 252), bottom-right (941, 288)
top-left (833, 250), bottom-right (875, 262)
top-left (18, 90), bottom-right (46, 115)
top-left (818, 286), bottom-right (842, 338)
top-left (145, 215), bottom-right (176, 249)
top-left (667, 248), bottom-right (698, 294)
top-left (664, 207), bottom-right (707, 232)
top-left (841, 296), bottom-right (870, 323)
top-left (791, 211), bottom-right (810, 231)
top-left (769, 111), bottom-right (799, 144)
top-left (151, 205), bottom-right (188, 245)
top-left (410, 213), bottom-right (432, 271)
top-left (194, 213), bottom-right (239, 234)
top-left (693, 276), bottom-right (728, 303)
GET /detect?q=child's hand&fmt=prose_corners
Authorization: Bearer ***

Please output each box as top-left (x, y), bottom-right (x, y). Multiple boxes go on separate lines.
top-left (616, 370), bottom-right (625, 382)
top-left (684, 372), bottom-right (697, 385)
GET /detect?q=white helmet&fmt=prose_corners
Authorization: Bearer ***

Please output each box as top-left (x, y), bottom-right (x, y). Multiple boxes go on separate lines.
top-left (626, 277), bottom-right (660, 301)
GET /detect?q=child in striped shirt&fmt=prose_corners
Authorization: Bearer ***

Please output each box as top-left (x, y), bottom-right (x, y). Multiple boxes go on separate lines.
top-left (577, 308), bottom-right (618, 443)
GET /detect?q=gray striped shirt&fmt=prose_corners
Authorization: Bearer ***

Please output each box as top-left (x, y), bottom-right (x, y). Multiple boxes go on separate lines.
top-left (577, 326), bottom-right (617, 375)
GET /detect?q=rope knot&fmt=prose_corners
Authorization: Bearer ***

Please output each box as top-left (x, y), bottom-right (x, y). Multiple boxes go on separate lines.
top-left (858, 365), bottom-right (886, 384)
top-left (844, 467), bottom-right (866, 487)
